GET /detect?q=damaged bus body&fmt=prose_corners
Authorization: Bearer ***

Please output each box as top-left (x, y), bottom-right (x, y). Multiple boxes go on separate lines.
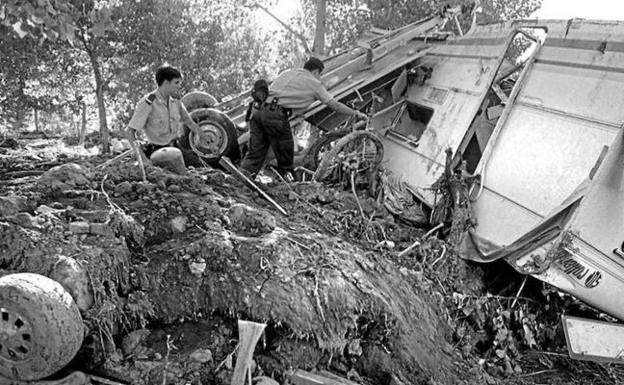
top-left (214, 12), bottom-right (624, 361)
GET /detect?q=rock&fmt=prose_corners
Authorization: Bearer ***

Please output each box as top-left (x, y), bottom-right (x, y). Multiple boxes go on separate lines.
top-left (121, 329), bottom-right (151, 356)
top-left (0, 195), bottom-right (27, 217)
top-left (111, 138), bottom-right (131, 153)
top-left (170, 216), bottom-right (188, 234)
top-left (228, 204), bottom-right (276, 236)
top-left (347, 339), bottom-right (363, 357)
top-left (167, 184), bottom-right (181, 193)
top-left (189, 348), bottom-right (212, 363)
top-left (90, 222), bottom-right (110, 236)
top-left (254, 376), bottom-right (279, 385)
top-left (189, 259), bottom-right (207, 277)
top-left (38, 163), bottom-right (91, 190)
top-left (50, 255), bottom-right (95, 311)
top-left (114, 181), bottom-right (133, 196)
top-left (69, 221), bottom-right (90, 234)
top-left (8, 212), bottom-right (37, 228)
top-left (153, 352), bottom-right (163, 360)
top-left (150, 147), bottom-right (186, 175)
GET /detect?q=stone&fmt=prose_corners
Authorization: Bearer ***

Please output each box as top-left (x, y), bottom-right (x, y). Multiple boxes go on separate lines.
top-left (89, 222), bottom-right (110, 236)
top-left (8, 212), bottom-right (37, 228)
top-left (346, 339), bottom-right (363, 357)
top-left (121, 329), bottom-right (151, 356)
top-left (170, 216), bottom-right (188, 234)
top-left (254, 376), bottom-right (279, 385)
top-left (69, 221), bottom-right (90, 234)
top-left (150, 147), bottom-right (186, 175)
top-left (189, 348), bottom-right (212, 363)
top-left (189, 260), bottom-right (207, 277)
top-left (228, 203), bottom-right (276, 236)
top-left (38, 163), bottom-right (91, 190)
top-left (114, 181), bottom-right (133, 197)
top-left (50, 255), bottom-right (95, 311)
top-left (0, 196), bottom-right (29, 217)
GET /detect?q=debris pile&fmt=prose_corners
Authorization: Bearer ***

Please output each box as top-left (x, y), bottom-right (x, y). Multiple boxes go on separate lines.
top-left (0, 140), bottom-right (620, 385)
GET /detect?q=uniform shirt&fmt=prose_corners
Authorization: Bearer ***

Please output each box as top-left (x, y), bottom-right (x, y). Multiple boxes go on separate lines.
top-left (268, 69), bottom-right (334, 117)
top-left (128, 91), bottom-right (191, 145)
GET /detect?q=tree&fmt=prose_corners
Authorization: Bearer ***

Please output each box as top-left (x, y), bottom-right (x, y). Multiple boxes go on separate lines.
top-left (312, 0), bottom-right (327, 55)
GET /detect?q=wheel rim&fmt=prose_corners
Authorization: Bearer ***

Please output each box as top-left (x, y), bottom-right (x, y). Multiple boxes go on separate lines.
top-left (0, 308), bottom-right (33, 363)
top-left (190, 121), bottom-right (228, 158)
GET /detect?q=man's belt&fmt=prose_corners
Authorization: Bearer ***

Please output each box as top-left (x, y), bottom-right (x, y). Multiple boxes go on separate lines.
top-left (259, 97), bottom-right (291, 117)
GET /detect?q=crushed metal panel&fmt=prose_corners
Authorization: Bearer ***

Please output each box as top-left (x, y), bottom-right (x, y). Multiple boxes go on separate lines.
top-left (473, 107), bottom-right (617, 245)
top-left (563, 315), bottom-right (624, 363)
top-left (382, 24), bottom-right (513, 204)
top-left (537, 127), bottom-right (624, 320)
top-left (472, 19), bottom-right (624, 248)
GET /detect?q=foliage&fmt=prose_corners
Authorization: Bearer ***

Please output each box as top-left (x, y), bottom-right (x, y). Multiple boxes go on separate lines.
top-left (1, 0), bottom-right (77, 41)
top-left (1, 0), bottom-right (543, 144)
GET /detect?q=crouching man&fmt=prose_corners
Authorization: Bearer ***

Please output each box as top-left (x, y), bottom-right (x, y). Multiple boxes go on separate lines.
top-left (126, 64), bottom-right (204, 169)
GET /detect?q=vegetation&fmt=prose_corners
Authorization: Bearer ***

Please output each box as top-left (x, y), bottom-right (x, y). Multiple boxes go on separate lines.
top-left (0, 0), bottom-right (542, 151)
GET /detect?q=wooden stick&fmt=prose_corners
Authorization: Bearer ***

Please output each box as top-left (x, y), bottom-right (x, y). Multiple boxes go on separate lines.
top-left (231, 321), bottom-right (266, 385)
top-left (96, 149), bottom-right (133, 169)
top-left (220, 157), bottom-right (288, 216)
top-left (397, 223), bottom-right (444, 258)
top-left (511, 275), bottom-right (528, 308)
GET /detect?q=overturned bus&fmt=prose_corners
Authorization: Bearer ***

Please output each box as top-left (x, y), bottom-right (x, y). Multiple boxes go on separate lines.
top-left (185, 9), bottom-right (624, 362)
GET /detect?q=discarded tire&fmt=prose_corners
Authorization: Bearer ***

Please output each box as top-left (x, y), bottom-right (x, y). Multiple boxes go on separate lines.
top-left (181, 91), bottom-right (218, 112)
top-left (179, 108), bottom-right (241, 165)
top-left (0, 273), bottom-right (84, 381)
top-left (313, 130), bottom-right (384, 182)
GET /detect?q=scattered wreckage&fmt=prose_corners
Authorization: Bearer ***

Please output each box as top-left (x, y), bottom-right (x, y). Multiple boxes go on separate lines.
top-left (204, 10), bottom-right (624, 363)
top-left (4, 5), bottom-right (624, 385)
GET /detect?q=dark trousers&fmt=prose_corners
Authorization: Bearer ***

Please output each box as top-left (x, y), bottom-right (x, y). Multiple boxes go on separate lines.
top-left (240, 106), bottom-right (293, 176)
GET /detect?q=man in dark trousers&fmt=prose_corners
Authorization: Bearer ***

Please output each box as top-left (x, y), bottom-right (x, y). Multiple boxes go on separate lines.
top-left (126, 64), bottom-right (203, 166)
top-left (240, 57), bottom-right (367, 179)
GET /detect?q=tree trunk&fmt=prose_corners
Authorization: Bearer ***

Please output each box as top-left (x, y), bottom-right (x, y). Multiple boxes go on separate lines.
top-left (34, 108), bottom-right (40, 132)
top-left (80, 102), bottom-right (87, 145)
top-left (312, 0), bottom-right (327, 55)
top-left (84, 38), bottom-right (110, 153)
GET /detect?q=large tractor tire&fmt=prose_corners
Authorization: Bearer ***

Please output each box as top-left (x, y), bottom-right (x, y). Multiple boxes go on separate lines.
top-left (179, 108), bottom-right (241, 165)
top-left (181, 91), bottom-right (218, 111)
top-left (0, 273), bottom-right (84, 381)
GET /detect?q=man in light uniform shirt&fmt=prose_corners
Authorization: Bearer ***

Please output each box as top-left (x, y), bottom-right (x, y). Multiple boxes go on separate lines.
top-left (126, 64), bottom-right (203, 166)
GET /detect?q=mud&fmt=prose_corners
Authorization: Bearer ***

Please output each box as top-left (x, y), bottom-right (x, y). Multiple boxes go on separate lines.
top-left (0, 140), bottom-right (619, 385)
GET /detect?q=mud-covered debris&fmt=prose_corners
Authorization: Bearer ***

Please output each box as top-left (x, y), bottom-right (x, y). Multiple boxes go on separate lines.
top-left (189, 259), bottom-right (207, 277)
top-left (50, 255), bottom-right (94, 311)
top-left (228, 203), bottom-right (276, 236)
top-left (7, 212), bottom-right (38, 228)
top-left (254, 376), bottom-right (279, 385)
top-left (170, 215), bottom-right (188, 234)
top-left (189, 348), bottom-right (213, 363)
top-left (122, 329), bottom-right (151, 356)
top-left (346, 339), bottom-right (363, 357)
top-left (114, 181), bottom-right (133, 196)
top-left (0, 137), bottom-right (20, 149)
top-left (37, 163), bottom-right (91, 191)
top-left (90, 222), bottom-right (110, 236)
top-left (69, 221), bottom-right (90, 234)
top-left (0, 195), bottom-right (28, 217)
